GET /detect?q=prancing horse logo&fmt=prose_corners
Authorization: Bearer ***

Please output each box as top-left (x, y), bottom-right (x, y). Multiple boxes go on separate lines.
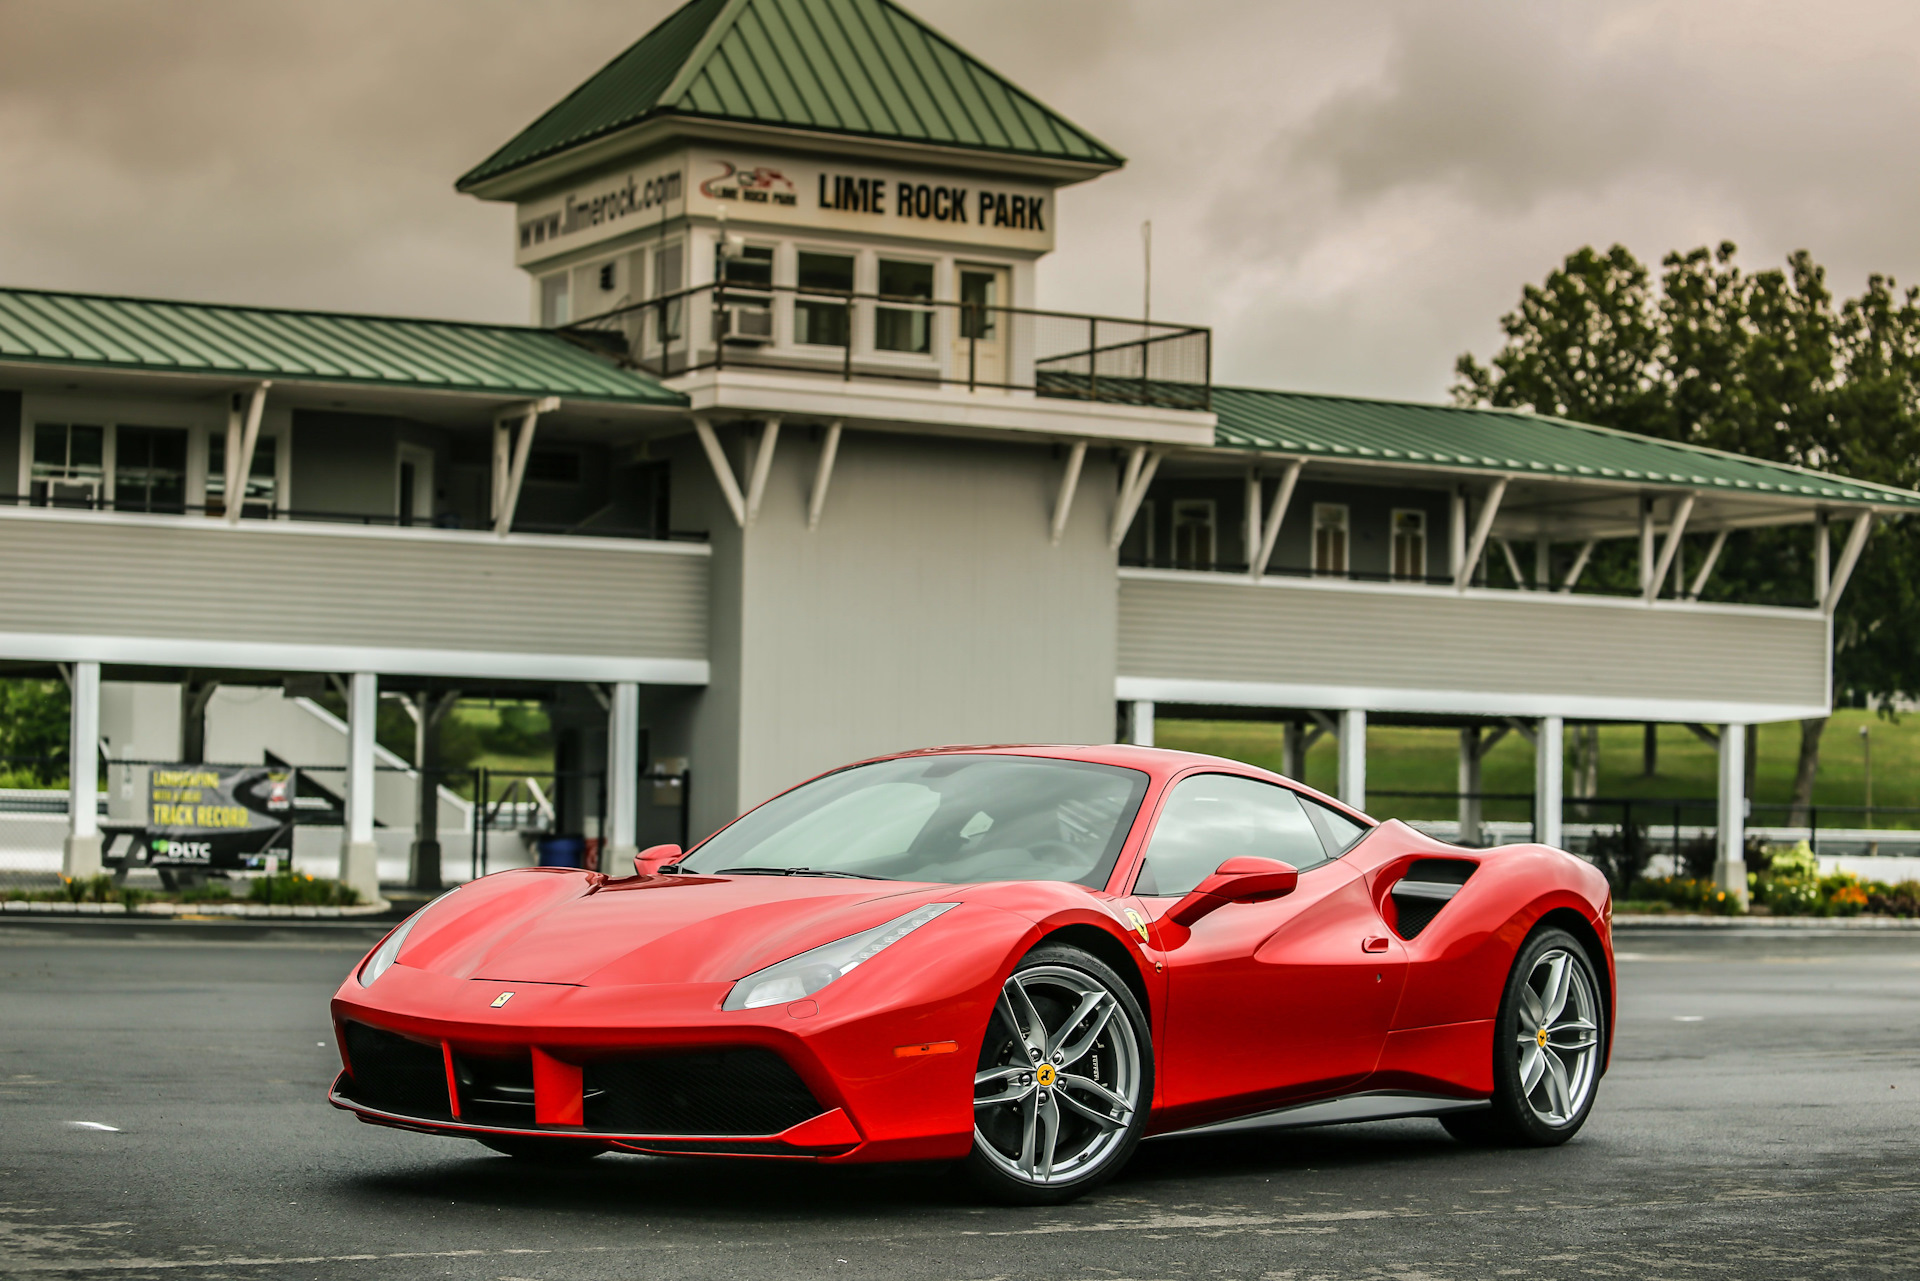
top-left (490, 991), bottom-right (514, 1008)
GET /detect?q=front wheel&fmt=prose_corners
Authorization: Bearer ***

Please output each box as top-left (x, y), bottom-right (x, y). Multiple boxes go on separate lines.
top-left (965, 944), bottom-right (1153, 1205)
top-left (1444, 926), bottom-right (1605, 1147)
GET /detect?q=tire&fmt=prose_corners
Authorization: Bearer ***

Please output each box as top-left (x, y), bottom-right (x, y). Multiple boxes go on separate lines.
top-left (964, 943), bottom-right (1153, 1205)
top-left (477, 1136), bottom-right (610, 1164)
top-left (1443, 926), bottom-right (1605, 1148)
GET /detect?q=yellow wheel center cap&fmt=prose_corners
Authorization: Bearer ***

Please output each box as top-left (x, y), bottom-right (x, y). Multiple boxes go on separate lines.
top-left (1535, 1027), bottom-right (1549, 1048)
top-left (1035, 1063), bottom-right (1058, 1087)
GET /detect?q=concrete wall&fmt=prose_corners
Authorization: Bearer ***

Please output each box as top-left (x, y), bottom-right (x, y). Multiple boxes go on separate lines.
top-left (678, 426), bottom-right (1119, 836)
top-left (1118, 570), bottom-right (1830, 720)
top-left (0, 509), bottom-right (708, 665)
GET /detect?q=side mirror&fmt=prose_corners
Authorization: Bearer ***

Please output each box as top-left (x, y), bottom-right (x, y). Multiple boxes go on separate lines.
top-left (1167, 856), bottom-right (1298, 928)
top-left (634, 844), bottom-right (684, 876)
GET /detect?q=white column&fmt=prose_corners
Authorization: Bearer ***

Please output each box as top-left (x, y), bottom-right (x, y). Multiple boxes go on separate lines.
top-left (1534, 714), bottom-right (1564, 848)
top-left (1717, 722), bottom-right (1749, 907)
top-left (1458, 727), bottom-right (1482, 846)
top-left (62, 661), bottom-right (103, 878)
top-left (1337, 709), bottom-right (1367, 811)
top-left (1128, 700), bottom-right (1155, 748)
top-left (606, 681), bottom-right (641, 862)
top-left (338, 673), bottom-right (381, 904)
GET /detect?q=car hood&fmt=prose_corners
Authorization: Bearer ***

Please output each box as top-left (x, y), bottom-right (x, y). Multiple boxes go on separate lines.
top-left (394, 870), bottom-right (946, 988)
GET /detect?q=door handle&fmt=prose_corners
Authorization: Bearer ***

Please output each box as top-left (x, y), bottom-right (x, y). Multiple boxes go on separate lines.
top-left (1362, 936), bottom-right (1390, 953)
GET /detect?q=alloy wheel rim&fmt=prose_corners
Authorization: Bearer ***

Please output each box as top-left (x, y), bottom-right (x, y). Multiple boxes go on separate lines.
top-left (973, 965), bottom-right (1140, 1185)
top-left (1515, 947), bottom-right (1600, 1127)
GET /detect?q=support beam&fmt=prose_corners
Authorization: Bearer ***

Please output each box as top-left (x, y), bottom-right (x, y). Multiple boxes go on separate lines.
top-left (1534, 714), bottom-right (1564, 848)
top-left (491, 397), bottom-right (559, 537)
top-left (1686, 529), bottom-right (1729, 600)
top-left (1497, 537), bottom-right (1527, 590)
top-left (1638, 499), bottom-right (1656, 594)
top-left (1684, 723), bottom-right (1721, 748)
top-left (1252, 459), bottom-right (1303, 580)
top-left (1814, 515), bottom-right (1831, 603)
top-left (1644, 491), bottom-right (1696, 603)
top-left (1823, 513), bottom-right (1874, 615)
top-left (1454, 478), bottom-right (1508, 589)
top-left (1051, 441), bottom-right (1088, 545)
top-left (1283, 720), bottom-right (1327, 780)
top-left (1243, 468), bottom-right (1261, 572)
top-left (1127, 700), bottom-right (1155, 748)
top-left (693, 415), bottom-right (748, 529)
top-left (807, 421), bottom-right (842, 531)
top-left (1717, 721), bottom-right (1749, 906)
top-left (1108, 447), bottom-right (1163, 550)
top-left (223, 382), bottom-right (271, 525)
top-left (1534, 537), bottom-right (1551, 591)
top-left (1458, 727), bottom-right (1483, 847)
top-left (339, 673), bottom-right (380, 905)
top-left (409, 689), bottom-right (459, 892)
top-left (743, 417), bottom-right (781, 526)
top-left (62, 660), bottom-right (102, 879)
top-left (1558, 539), bottom-right (1596, 593)
top-left (1448, 488), bottom-right (1467, 579)
top-left (606, 681), bottom-right (641, 865)
top-left (1337, 709), bottom-right (1367, 812)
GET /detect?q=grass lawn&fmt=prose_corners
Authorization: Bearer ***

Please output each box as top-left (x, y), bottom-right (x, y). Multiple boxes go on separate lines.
top-left (1156, 708), bottom-right (1920, 828)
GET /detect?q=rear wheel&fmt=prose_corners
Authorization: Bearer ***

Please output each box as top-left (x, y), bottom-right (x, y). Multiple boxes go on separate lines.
top-left (477, 1136), bottom-right (609, 1164)
top-left (964, 944), bottom-right (1152, 1205)
top-left (1443, 926), bottom-right (1604, 1147)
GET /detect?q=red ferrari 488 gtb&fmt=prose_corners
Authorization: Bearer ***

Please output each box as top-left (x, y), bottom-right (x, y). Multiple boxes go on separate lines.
top-left (330, 745), bottom-right (1614, 1203)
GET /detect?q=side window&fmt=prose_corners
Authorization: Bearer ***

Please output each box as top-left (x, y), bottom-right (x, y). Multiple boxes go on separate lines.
top-left (1302, 795), bottom-right (1372, 857)
top-left (1134, 774), bottom-right (1331, 898)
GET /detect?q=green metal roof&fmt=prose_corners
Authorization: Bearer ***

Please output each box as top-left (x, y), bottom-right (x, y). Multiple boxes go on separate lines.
top-left (0, 288), bottom-right (686, 406)
top-left (1212, 386), bottom-right (1920, 510)
top-left (457, 0), bottom-right (1123, 191)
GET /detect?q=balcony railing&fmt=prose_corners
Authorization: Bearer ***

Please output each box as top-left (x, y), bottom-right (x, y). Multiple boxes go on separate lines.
top-left (0, 494), bottom-right (707, 543)
top-left (563, 283), bottom-right (1212, 412)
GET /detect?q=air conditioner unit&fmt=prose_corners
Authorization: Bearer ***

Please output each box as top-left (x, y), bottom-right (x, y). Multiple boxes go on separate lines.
top-left (718, 301), bottom-right (775, 345)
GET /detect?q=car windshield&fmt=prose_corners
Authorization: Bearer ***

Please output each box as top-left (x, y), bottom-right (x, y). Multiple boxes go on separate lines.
top-left (679, 754), bottom-right (1151, 887)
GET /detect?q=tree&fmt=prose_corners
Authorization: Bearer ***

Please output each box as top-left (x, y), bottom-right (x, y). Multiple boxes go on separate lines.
top-left (0, 677), bottom-right (70, 786)
top-left (1456, 243), bottom-right (1920, 816)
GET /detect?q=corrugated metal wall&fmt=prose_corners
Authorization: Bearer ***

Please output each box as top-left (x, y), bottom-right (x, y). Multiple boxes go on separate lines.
top-left (1118, 573), bottom-right (1826, 710)
top-left (0, 515), bottom-right (708, 661)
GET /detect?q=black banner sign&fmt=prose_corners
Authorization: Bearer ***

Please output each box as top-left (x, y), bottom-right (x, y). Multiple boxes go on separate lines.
top-left (147, 765), bottom-right (297, 868)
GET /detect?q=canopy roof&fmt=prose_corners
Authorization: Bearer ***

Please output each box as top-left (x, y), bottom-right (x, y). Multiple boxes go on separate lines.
top-left (0, 288), bottom-right (685, 406)
top-left (1211, 385), bottom-right (1920, 512)
top-left (457, 0), bottom-right (1123, 192)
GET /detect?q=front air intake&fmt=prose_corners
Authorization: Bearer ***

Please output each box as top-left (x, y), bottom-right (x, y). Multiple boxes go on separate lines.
top-left (340, 1022), bottom-right (452, 1120)
top-left (583, 1048), bottom-right (824, 1135)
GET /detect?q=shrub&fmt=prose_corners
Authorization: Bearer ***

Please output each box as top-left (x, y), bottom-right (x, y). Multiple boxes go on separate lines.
top-left (1868, 880), bottom-right (1920, 917)
top-left (1626, 876), bottom-right (1741, 914)
top-left (248, 872), bottom-right (361, 907)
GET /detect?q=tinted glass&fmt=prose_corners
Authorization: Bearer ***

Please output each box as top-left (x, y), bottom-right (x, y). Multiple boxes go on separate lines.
top-left (797, 252), bottom-right (853, 291)
top-left (878, 259), bottom-right (933, 300)
top-left (679, 754), bottom-right (1149, 888)
top-left (1134, 774), bottom-right (1330, 898)
top-left (723, 245), bottom-right (773, 288)
top-left (1303, 796), bottom-right (1372, 855)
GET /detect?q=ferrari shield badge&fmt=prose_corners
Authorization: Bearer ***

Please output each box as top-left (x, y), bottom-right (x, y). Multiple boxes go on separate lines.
top-left (490, 991), bottom-right (515, 1008)
top-left (1122, 908), bottom-right (1151, 945)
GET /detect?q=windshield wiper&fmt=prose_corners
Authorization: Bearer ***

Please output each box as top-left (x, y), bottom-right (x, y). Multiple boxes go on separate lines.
top-left (715, 866), bottom-right (892, 880)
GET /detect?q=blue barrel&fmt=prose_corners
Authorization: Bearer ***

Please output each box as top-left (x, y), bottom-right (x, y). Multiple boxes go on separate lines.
top-left (537, 835), bottom-right (586, 868)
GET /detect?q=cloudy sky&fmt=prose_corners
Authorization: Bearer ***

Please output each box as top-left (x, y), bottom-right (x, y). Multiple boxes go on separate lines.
top-left (2, 0), bottom-right (1915, 400)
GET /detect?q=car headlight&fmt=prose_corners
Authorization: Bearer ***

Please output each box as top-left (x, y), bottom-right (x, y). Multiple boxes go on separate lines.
top-left (358, 888), bottom-right (457, 987)
top-left (723, 902), bottom-right (958, 1011)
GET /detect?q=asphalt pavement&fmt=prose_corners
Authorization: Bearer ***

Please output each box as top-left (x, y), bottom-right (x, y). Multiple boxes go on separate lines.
top-left (2, 919), bottom-right (1917, 1280)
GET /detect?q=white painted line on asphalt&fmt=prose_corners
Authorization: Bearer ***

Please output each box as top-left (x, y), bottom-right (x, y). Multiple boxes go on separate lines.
top-left (1674, 1016), bottom-right (1705, 1022)
top-left (67, 1120), bottom-right (120, 1131)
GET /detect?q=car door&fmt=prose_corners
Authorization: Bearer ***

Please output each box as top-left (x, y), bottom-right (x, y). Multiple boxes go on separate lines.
top-left (1129, 773), bottom-right (1408, 1123)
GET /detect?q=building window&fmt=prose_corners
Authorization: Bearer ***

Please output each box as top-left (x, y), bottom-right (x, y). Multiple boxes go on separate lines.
top-left (1391, 509), bottom-right (1427, 581)
top-left (1312, 503), bottom-right (1349, 574)
top-left (652, 241), bottom-right (684, 342)
top-left (30, 422), bottom-right (105, 506)
top-left (958, 267), bottom-right (999, 340)
top-left (540, 273), bottom-right (570, 327)
top-left (875, 259), bottom-right (934, 354)
top-left (115, 426), bottom-right (188, 514)
top-left (206, 433), bottom-right (278, 519)
top-left (796, 251), bottom-right (853, 347)
top-left (721, 244), bottom-right (774, 290)
top-left (1171, 499), bottom-right (1216, 571)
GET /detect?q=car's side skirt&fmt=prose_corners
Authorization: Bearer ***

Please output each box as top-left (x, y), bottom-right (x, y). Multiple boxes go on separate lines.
top-left (1149, 1091), bottom-right (1491, 1141)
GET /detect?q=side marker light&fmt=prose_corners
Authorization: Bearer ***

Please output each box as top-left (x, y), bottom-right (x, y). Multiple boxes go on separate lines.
top-left (894, 1041), bottom-right (959, 1058)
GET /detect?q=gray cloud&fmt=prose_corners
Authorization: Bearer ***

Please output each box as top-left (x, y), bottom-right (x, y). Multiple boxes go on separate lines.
top-left (1, 0), bottom-right (1916, 401)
